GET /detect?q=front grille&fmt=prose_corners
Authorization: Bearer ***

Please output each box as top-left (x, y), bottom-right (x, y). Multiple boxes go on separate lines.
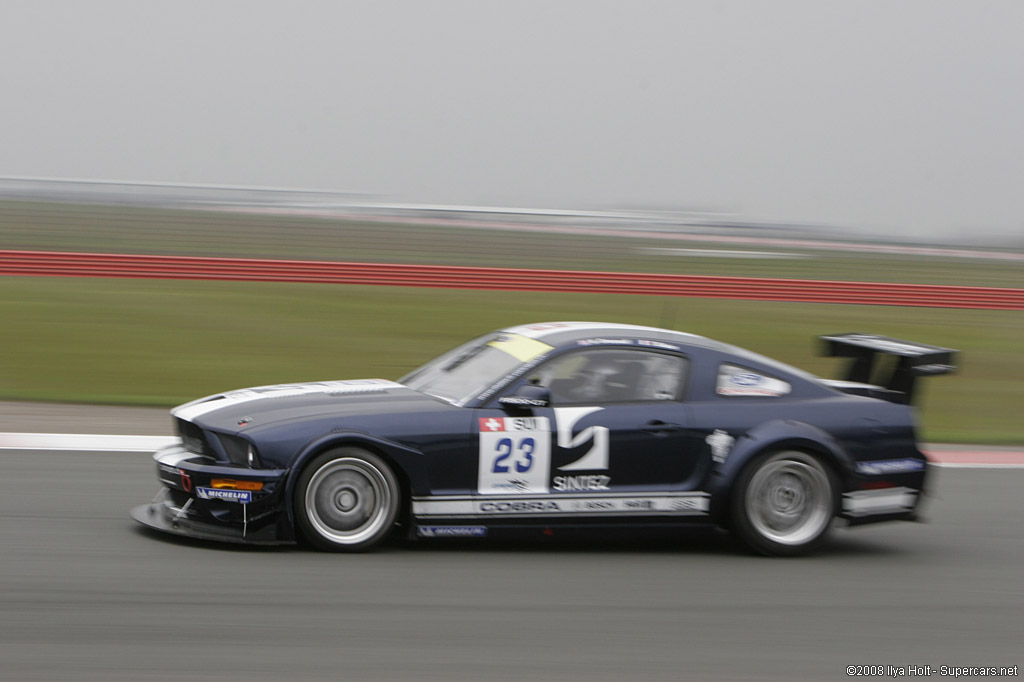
top-left (176, 418), bottom-right (211, 457)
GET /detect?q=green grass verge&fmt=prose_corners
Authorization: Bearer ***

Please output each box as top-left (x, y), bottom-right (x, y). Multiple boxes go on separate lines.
top-left (1, 276), bottom-right (1020, 444)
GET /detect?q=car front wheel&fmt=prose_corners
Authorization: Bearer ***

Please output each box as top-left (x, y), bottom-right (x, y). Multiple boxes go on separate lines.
top-left (731, 450), bottom-right (836, 556)
top-left (294, 447), bottom-right (400, 552)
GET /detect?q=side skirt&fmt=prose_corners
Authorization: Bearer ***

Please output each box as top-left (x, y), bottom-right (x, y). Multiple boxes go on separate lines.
top-left (412, 491), bottom-right (711, 520)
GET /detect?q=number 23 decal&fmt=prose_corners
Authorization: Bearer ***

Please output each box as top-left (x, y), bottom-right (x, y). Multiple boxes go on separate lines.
top-left (476, 416), bottom-right (550, 494)
top-left (492, 437), bottom-right (535, 473)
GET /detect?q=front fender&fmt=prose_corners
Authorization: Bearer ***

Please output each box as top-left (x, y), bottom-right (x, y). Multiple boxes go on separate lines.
top-left (282, 431), bottom-right (429, 529)
top-left (706, 419), bottom-right (854, 523)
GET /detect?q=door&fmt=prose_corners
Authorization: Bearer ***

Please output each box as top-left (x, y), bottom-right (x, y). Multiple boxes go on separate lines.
top-left (473, 348), bottom-right (709, 518)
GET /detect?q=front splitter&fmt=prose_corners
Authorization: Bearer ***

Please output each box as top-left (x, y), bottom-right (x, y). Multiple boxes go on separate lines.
top-left (130, 503), bottom-right (293, 546)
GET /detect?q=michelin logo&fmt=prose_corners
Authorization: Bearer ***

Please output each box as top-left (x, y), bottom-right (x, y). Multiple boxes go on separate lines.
top-left (417, 526), bottom-right (488, 538)
top-left (196, 487), bottom-right (252, 503)
top-left (856, 458), bottom-right (927, 475)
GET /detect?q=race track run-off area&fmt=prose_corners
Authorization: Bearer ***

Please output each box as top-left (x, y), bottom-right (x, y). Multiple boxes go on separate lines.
top-left (0, 442), bottom-right (1020, 682)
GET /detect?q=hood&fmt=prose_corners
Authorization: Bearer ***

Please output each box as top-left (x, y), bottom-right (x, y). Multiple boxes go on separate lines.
top-left (172, 379), bottom-right (447, 432)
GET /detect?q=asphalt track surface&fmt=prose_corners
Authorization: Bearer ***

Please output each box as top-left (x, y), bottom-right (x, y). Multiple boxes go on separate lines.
top-left (1, 447), bottom-right (1021, 682)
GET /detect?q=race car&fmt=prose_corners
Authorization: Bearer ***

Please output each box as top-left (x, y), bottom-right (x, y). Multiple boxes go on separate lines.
top-left (130, 322), bottom-right (956, 556)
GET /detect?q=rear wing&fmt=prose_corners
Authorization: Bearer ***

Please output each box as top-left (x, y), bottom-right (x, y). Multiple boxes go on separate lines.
top-left (820, 333), bottom-right (957, 404)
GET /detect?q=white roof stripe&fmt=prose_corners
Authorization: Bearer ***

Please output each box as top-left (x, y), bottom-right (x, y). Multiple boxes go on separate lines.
top-left (502, 321), bottom-right (705, 341)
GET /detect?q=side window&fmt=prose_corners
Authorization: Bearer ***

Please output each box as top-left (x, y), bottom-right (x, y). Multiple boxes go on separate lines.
top-left (717, 364), bottom-right (791, 397)
top-left (525, 349), bottom-right (687, 404)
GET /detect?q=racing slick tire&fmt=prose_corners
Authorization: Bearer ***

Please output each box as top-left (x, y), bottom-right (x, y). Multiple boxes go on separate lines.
top-left (294, 447), bottom-right (400, 552)
top-left (731, 450), bottom-right (837, 557)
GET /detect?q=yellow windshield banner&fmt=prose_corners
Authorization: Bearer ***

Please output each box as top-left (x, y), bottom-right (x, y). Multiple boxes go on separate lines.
top-left (487, 334), bottom-right (553, 363)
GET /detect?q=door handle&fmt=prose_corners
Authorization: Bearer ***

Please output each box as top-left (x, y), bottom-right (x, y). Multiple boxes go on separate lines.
top-left (643, 420), bottom-right (682, 436)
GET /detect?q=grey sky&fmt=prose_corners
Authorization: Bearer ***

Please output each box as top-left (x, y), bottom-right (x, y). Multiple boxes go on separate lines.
top-left (2, 1), bottom-right (1022, 238)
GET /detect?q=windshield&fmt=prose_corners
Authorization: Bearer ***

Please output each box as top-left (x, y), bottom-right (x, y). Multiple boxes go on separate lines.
top-left (401, 333), bottom-right (553, 405)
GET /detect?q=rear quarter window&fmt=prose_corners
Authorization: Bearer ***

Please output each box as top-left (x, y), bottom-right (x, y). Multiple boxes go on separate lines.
top-left (717, 364), bottom-right (791, 397)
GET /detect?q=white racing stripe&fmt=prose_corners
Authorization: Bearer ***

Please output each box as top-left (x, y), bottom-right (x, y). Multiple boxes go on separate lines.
top-left (172, 379), bottom-right (404, 422)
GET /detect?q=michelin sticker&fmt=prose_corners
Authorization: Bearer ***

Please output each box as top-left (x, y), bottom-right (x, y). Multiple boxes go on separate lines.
top-left (196, 487), bottom-right (252, 503)
top-left (417, 526), bottom-right (488, 538)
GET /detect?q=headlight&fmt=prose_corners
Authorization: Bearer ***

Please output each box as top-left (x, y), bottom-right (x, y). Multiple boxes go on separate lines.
top-left (215, 433), bottom-right (261, 468)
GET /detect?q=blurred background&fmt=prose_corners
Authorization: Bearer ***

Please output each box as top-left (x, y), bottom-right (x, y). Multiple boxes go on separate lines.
top-left (1, 1), bottom-right (1022, 445)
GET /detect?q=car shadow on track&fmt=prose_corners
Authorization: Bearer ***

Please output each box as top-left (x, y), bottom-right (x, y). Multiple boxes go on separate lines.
top-left (131, 522), bottom-right (916, 558)
top-left (130, 524), bottom-right (295, 553)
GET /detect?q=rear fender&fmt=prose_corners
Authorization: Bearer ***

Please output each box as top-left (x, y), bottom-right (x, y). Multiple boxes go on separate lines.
top-left (706, 419), bottom-right (854, 523)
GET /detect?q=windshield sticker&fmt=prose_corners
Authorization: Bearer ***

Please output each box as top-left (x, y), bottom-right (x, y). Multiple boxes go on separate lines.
top-left (716, 364), bottom-right (791, 397)
top-left (577, 338), bottom-right (635, 347)
top-left (637, 339), bottom-right (680, 351)
top-left (487, 335), bottom-right (554, 363)
top-left (475, 355), bottom-right (548, 404)
top-left (576, 338), bottom-right (681, 351)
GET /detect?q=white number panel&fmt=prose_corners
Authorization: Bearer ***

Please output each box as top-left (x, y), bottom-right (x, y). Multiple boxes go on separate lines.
top-left (477, 417), bottom-right (552, 494)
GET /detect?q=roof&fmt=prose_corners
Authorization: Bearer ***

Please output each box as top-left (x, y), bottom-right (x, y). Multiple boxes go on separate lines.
top-left (500, 321), bottom-right (724, 351)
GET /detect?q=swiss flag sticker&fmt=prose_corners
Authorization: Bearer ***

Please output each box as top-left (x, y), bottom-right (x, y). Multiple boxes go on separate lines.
top-left (479, 417), bottom-right (506, 432)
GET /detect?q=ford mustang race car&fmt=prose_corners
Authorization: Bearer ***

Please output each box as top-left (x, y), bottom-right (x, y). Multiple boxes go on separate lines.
top-left (131, 322), bottom-right (955, 556)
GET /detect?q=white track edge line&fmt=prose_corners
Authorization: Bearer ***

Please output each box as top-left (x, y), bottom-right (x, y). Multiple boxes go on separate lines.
top-left (0, 433), bottom-right (178, 452)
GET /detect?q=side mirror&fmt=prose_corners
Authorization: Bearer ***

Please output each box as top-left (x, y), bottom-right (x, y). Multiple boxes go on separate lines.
top-left (498, 384), bottom-right (551, 409)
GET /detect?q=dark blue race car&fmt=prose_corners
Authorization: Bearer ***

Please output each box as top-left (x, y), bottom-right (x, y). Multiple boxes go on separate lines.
top-left (131, 322), bottom-right (956, 556)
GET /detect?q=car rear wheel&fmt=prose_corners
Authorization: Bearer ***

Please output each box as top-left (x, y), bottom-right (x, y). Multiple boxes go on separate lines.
top-left (295, 447), bottom-right (400, 552)
top-left (731, 450), bottom-right (836, 556)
